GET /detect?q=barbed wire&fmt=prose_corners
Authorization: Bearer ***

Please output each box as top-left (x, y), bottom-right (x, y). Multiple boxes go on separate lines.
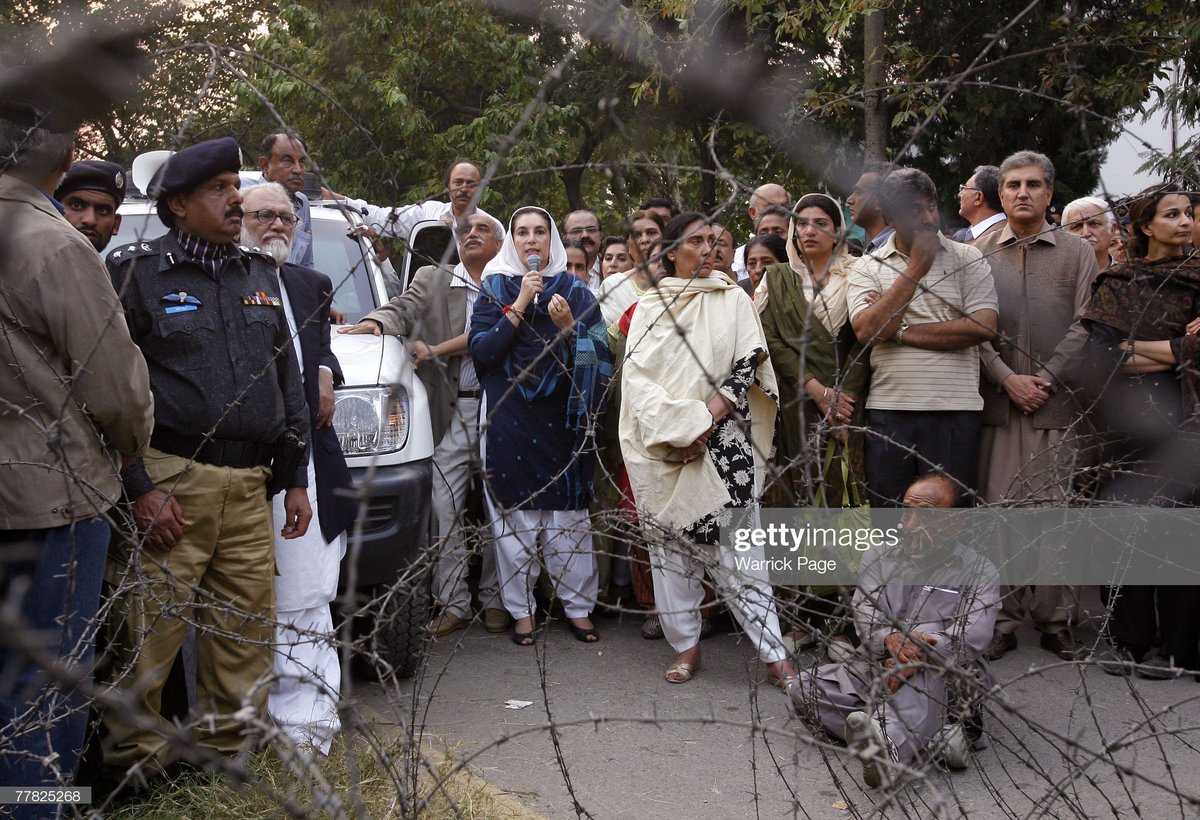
top-left (3, 2), bottom-right (1200, 819)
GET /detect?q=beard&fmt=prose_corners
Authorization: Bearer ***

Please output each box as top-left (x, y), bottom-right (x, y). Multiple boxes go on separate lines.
top-left (241, 227), bottom-right (291, 265)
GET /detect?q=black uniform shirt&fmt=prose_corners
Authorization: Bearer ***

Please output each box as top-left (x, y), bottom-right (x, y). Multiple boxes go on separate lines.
top-left (108, 230), bottom-right (309, 488)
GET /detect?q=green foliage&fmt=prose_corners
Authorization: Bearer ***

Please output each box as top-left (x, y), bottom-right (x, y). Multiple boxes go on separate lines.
top-left (1, 0), bottom-right (266, 165)
top-left (5, 0), bottom-right (1194, 232)
top-left (229, 0), bottom-right (828, 235)
top-left (734, 0), bottom-right (1192, 207)
top-left (239, 0), bottom-right (574, 218)
top-left (1136, 16), bottom-right (1200, 187)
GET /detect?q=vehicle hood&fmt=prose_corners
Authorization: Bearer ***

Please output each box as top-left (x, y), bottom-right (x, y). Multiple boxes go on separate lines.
top-left (331, 332), bottom-right (391, 387)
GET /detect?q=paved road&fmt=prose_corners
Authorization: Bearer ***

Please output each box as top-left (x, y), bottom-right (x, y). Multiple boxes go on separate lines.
top-left (359, 591), bottom-right (1200, 819)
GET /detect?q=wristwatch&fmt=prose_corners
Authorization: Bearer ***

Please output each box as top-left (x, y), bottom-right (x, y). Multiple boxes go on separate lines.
top-left (895, 321), bottom-right (910, 345)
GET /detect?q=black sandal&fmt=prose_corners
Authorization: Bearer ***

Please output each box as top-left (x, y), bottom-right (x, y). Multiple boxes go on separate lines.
top-left (568, 621), bottom-right (601, 643)
top-left (512, 618), bottom-right (538, 647)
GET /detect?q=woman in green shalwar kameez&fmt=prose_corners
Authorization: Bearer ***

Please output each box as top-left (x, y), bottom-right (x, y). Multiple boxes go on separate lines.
top-left (757, 193), bottom-right (869, 654)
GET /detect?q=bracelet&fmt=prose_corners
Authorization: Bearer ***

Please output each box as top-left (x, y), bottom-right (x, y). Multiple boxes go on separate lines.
top-left (503, 304), bottom-right (525, 320)
top-left (821, 386), bottom-right (830, 402)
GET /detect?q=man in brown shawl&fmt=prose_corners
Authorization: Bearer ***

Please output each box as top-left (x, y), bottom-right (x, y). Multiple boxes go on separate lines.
top-left (975, 151), bottom-right (1100, 662)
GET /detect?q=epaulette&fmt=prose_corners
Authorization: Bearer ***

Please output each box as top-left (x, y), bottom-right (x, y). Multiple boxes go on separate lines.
top-left (106, 242), bottom-right (157, 265)
top-left (240, 244), bottom-right (275, 262)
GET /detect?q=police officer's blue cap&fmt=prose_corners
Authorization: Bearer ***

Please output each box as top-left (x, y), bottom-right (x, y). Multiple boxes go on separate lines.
top-left (54, 160), bottom-right (127, 206)
top-left (148, 137), bottom-right (243, 200)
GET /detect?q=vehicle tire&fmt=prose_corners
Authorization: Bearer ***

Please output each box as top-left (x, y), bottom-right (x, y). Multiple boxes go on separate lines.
top-left (369, 576), bottom-right (430, 679)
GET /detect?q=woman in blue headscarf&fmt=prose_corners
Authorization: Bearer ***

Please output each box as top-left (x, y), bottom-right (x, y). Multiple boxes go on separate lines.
top-left (470, 206), bottom-right (613, 646)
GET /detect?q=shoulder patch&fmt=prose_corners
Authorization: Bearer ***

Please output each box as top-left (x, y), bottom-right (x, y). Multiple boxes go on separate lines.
top-left (106, 240), bottom-right (158, 266)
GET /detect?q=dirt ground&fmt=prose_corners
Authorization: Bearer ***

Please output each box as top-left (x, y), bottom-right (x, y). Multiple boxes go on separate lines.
top-left (358, 588), bottom-right (1200, 819)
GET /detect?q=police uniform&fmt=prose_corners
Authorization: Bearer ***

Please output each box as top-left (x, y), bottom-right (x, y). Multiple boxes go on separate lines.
top-left (53, 159), bottom-right (127, 207)
top-left (100, 138), bottom-right (310, 771)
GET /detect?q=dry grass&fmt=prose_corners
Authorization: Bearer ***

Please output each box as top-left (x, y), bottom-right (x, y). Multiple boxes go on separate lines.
top-left (103, 737), bottom-right (542, 820)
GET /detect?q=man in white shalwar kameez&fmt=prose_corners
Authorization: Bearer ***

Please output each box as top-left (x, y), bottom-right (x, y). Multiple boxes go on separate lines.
top-left (242, 184), bottom-right (356, 756)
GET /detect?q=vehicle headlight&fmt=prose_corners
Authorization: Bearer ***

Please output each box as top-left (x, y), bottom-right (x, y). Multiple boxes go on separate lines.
top-left (333, 386), bottom-right (410, 455)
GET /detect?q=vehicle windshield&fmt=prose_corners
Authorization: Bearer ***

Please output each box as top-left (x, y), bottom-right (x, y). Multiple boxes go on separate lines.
top-left (107, 205), bottom-right (380, 323)
top-left (312, 217), bottom-right (378, 323)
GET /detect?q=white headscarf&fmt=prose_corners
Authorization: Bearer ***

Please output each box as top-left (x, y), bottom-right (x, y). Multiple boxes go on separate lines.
top-left (481, 206), bottom-right (567, 280)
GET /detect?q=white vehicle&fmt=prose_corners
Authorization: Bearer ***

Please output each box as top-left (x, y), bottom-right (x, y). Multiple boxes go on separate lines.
top-left (107, 163), bottom-right (435, 677)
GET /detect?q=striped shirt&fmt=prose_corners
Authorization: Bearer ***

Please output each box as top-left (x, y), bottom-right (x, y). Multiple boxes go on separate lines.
top-left (450, 263), bottom-right (481, 392)
top-left (847, 233), bottom-right (997, 411)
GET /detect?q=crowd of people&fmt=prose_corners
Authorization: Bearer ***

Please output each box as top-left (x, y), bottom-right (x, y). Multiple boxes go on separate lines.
top-left (3, 57), bottom-right (1200, 809)
top-left (340, 148), bottom-right (1200, 787)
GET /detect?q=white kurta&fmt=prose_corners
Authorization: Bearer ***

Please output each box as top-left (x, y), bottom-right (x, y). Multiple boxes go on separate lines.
top-left (269, 271), bottom-right (347, 755)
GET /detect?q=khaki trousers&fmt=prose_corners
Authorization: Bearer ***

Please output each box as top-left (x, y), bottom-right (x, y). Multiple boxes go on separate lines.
top-left (979, 420), bottom-right (1084, 635)
top-left (995, 584), bottom-right (1079, 635)
top-left (102, 448), bottom-right (275, 770)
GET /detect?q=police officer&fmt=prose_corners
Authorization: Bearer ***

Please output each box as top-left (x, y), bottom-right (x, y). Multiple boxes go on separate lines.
top-left (53, 159), bottom-right (126, 253)
top-left (101, 136), bottom-right (312, 775)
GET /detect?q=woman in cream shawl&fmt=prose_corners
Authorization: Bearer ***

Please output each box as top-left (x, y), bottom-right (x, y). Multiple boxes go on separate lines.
top-left (620, 212), bottom-right (794, 687)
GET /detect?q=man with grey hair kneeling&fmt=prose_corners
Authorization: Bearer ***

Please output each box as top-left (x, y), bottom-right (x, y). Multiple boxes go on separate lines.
top-left (241, 182), bottom-right (356, 756)
top-left (788, 474), bottom-right (999, 788)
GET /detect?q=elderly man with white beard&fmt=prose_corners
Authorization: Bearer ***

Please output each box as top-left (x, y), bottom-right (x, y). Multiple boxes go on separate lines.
top-left (240, 182), bottom-right (356, 756)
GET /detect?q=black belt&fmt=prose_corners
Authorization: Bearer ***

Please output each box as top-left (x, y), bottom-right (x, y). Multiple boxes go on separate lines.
top-left (457, 389), bottom-right (481, 399)
top-left (151, 432), bottom-right (273, 469)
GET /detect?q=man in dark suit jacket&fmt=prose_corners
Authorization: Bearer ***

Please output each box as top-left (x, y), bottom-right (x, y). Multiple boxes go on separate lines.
top-left (241, 183), bottom-right (354, 755)
top-left (954, 165), bottom-right (1006, 244)
top-left (278, 261), bottom-right (357, 537)
top-left (342, 213), bottom-right (507, 637)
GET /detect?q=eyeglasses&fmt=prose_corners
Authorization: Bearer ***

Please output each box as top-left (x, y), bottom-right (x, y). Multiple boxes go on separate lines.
top-left (250, 208), bottom-right (299, 227)
top-left (566, 225), bottom-right (601, 236)
top-left (958, 185), bottom-right (980, 194)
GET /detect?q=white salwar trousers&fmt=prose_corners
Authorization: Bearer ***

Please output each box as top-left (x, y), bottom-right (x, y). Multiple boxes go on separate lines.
top-left (269, 603), bottom-right (341, 755)
top-left (269, 459), bottom-right (345, 755)
top-left (487, 502), bottom-right (598, 620)
top-left (650, 538), bottom-right (788, 664)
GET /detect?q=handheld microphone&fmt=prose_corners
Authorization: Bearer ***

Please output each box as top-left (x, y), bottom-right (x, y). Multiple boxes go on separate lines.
top-left (526, 253), bottom-right (542, 306)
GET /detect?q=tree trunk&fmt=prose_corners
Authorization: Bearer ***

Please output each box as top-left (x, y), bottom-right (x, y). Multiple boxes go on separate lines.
top-left (560, 123), bottom-right (603, 212)
top-left (862, 2), bottom-right (887, 161)
top-left (610, 160), bottom-right (628, 217)
top-left (561, 164), bottom-right (586, 213)
top-left (695, 125), bottom-right (717, 215)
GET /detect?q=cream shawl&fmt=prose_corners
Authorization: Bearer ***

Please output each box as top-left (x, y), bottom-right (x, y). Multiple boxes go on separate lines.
top-left (596, 267), bottom-right (641, 328)
top-left (619, 275), bottom-right (778, 531)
